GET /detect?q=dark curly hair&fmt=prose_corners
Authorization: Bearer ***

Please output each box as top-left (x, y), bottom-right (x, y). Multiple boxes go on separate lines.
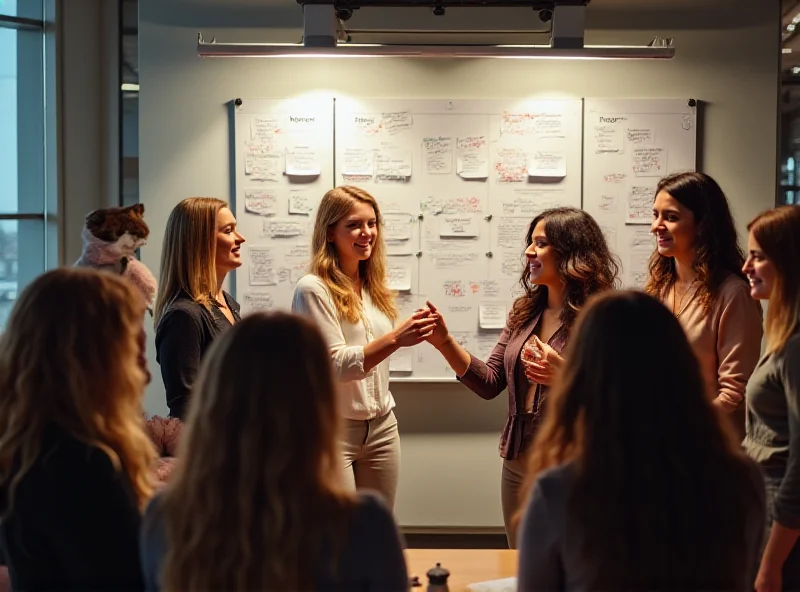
top-left (508, 207), bottom-right (620, 333)
top-left (644, 172), bottom-right (746, 312)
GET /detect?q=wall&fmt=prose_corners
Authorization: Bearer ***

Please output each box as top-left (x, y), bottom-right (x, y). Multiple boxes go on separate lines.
top-left (138, 0), bottom-right (780, 530)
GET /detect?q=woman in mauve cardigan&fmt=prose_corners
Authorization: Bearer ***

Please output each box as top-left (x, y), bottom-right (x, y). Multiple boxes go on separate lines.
top-left (425, 207), bottom-right (619, 547)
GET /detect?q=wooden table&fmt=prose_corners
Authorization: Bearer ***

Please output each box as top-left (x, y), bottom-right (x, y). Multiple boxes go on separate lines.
top-left (405, 549), bottom-right (518, 591)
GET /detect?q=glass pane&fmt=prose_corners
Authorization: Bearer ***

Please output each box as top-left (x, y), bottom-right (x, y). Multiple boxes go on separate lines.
top-left (0, 219), bottom-right (44, 330)
top-left (0, 0), bottom-right (43, 20)
top-left (0, 26), bottom-right (45, 215)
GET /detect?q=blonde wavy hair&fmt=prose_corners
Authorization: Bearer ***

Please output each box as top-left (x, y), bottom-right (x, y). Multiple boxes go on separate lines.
top-left (158, 312), bottom-right (356, 591)
top-left (747, 205), bottom-right (800, 355)
top-left (310, 186), bottom-right (397, 323)
top-left (0, 268), bottom-right (156, 514)
top-left (154, 197), bottom-right (227, 325)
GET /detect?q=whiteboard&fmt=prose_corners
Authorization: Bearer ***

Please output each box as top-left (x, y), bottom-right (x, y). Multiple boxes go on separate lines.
top-left (583, 99), bottom-right (698, 287)
top-left (334, 98), bottom-right (583, 380)
top-left (231, 97), bottom-right (334, 314)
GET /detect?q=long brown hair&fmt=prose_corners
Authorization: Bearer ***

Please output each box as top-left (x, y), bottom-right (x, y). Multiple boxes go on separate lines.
top-left (158, 312), bottom-right (355, 591)
top-left (748, 205), bottom-right (800, 354)
top-left (154, 197), bottom-right (227, 324)
top-left (645, 172), bottom-right (746, 312)
top-left (524, 290), bottom-right (761, 590)
top-left (0, 268), bottom-right (156, 514)
top-left (309, 186), bottom-right (397, 324)
top-left (508, 207), bottom-right (619, 333)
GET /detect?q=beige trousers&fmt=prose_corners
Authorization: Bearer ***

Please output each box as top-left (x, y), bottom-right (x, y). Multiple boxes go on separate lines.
top-left (341, 410), bottom-right (400, 510)
top-left (501, 455), bottom-right (529, 549)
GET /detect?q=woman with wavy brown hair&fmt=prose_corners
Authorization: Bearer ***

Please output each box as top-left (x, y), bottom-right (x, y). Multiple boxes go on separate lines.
top-left (517, 290), bottom-right (765, 591)
top-left (742, 205), bottom-right (800, 591)
top-left (647, 172), bottom-right (762, 438)
top-left (292, 186), bottom-right (436, 510)
top-left (0, 268), bottom-right (156, 590)
top-left (140, 312), bottom-right (408, 592)
top-left (425, 207), bottom-right (619, 547)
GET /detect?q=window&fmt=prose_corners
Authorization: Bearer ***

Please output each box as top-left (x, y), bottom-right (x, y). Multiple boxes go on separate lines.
top-left (0, 0), bottom-right (56, 327)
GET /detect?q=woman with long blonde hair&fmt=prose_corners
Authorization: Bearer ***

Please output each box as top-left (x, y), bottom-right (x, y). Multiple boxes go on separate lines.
top-left (0, 268), bottom-right (156, 590)
top-left (292, 186), bottom-right (435, 509)
top-left (742, 205), bottom-right (800, 592)
top-left (140, 312), bottom-right (408, 591)
top-left (517, 290), bottom-right (765, 591)
top-left (154, 196), bottom-right (246, 419)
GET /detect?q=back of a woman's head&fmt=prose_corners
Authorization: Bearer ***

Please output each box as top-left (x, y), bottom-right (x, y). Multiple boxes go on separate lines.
top-left (0, 268), bottom-right (154, 510)
top-left (154, 197), bottom-right (226, 323)
top-left (161, 311), bottom-right (351, 591)
top-left (528, 290), bottom-right (758, 589)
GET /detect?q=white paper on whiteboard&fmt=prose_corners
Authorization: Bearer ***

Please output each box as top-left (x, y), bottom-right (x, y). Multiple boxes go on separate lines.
top-left (528, 150), bottom-right (566, 178)
top-left (456, 136), bottom-right (489, 179)
top-left (479, 303), bottom-right (507, 329)
top-left (384, 214), bottom-right (414, 242)
top-left (439, 215), bottom-right (480, 238)
top-left (245, 153), bottom-right (282, 181)
top-left (244, 190), bottom-right (277, 216)
top-left (243, 292), bottom-right (274, 312)
top-left (626, 185), bottom-right (657, 225)
top-left (389, 348), bottom-right (413, 372)
top-left (593, 123), bottom-right (624, 154)
top-left (387, 257), bottom-right (412, 291)
top-left (285, 146), bottom-right (321, 176)
top-left (376, 149), bottom-right (412, 180)
top-left (288, 191), bottom-right (315, 215)
top-left (248, 246), bottom-right (277, 286)
top-left (422, 136), bottom-right (453, 175)
top-left (342, 148), bottom-right (374, 177)
top-left (632, 147), bottom-right (668, 177)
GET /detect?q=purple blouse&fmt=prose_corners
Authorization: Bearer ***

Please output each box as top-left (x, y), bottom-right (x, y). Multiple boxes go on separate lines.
top-left (458, 310), bottom-right (567, 460)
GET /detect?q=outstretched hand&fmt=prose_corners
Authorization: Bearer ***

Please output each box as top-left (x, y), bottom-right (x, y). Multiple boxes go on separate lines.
top-left (423, 300), bottom-right (452, 349)
top-left (393, 307), bottom-right (438, 348)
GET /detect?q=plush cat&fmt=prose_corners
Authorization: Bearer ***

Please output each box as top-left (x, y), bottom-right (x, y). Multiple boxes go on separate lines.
top-left (74, 203), bottom-right (158, 314)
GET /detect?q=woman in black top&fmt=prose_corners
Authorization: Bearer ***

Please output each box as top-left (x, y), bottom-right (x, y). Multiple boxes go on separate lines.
top-left (0, 268), bottom-right (157, 591)
top-left (154, 197), bottom-right (246, 419)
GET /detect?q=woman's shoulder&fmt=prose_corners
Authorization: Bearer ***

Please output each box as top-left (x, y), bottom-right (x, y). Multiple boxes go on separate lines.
top-left (717, 273), bottom-right (750, 298)
top-left (294, 274), bottom-right (330, 296)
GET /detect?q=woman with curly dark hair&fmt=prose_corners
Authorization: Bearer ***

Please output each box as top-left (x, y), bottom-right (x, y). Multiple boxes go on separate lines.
top-left (646, 172), bottom-right (763, 439)
top-left (425, 207), bottom-right (619, 547)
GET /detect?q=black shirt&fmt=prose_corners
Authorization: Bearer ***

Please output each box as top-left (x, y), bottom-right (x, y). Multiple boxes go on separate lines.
top-left (0, 426), bottom-right (144, 591)
top-left (155, 292), bottom-right (241, 419)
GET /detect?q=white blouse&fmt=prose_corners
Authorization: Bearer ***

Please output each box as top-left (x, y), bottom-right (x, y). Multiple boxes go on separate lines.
top-left (291, 274), bottom-right (395, 421)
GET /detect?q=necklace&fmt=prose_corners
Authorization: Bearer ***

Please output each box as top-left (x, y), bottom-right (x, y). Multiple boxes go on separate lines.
top-left (672, 279), bottom-right (699, 318)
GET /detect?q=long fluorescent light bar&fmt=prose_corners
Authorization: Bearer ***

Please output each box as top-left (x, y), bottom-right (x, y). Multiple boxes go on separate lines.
top-left (197, 41), bottom-right (674, 60)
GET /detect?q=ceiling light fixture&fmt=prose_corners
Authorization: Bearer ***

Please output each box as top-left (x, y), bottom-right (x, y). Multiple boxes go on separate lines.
top-left (196, 2), bottom-right (675, 60)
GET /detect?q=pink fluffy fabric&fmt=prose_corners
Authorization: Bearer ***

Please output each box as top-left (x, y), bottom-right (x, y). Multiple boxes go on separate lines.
top-left (144, 416), bottom-right (184, 488)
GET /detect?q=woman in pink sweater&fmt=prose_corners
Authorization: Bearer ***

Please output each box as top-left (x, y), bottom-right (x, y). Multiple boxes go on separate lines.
top-left (647, 172), bottom-right (763, 440)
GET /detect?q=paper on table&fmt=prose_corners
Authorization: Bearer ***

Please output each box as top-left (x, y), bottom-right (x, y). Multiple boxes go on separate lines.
top-left (244, 190), bottom-right (277, 216)
top-left (439, 215), bottom-right (480, 238)
top-left (466, 577), bottom-right (517, 592)
top-left (389, 348), bottom-right (413, 373)
top-left (422, 136), bottom-right (453, 175)
top-left (479, 303), bottom-right (507, 329)
top-left (528, 150), bottom-right (566, 178)
top-left (456, 136), bottom-right (489, 179)
top-left (285, 146), bottom-right (321, 176)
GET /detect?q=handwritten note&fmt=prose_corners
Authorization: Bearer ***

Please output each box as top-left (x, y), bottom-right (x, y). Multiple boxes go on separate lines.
top-left (629, 229), bottom-right (655, 251)
top-left (499, 188), bottom-right (565, 217)
top-left (421, 195), bottom-right (482, 215)
top-left (387, 257), bottom-right (412, 291)
top-left (262, 219), bottom-right (305, 239)
top-left (248, 246), bottom-right (277, 286)
top-left (632, 147), bottom-right (667, 177)
top-left (479, 303), bottom-right (507, 330)
top-left (428, 249), bottom-right (480, 269)
top-left (422, 137), bottom-right (453, 175)
top-left (494, 148), bottom-right (527, 183)
top-left (594, 123), bottom-right (623, 154)
top-left (243, 292), bottom-right (274, 312)
top-left (382, 112), bottom-right (413, 135)
top-left (285, 146), bottom-right (321, 176)
top-left (384, 214), bottom-right (414, 242)
top-left (284, 244), bottom-right (311, 283)
top-left (443, 279), bottom-right (467, 297)
top-left (533, 113), bottom-right (564, 138)
top-left (495, 217), bottom-right (530, 250)
top-left (439, 215), bottom-right (480, 238)
top-left (479, 280), bottom-right (501, 297)
top-left (376, 149), bottom-right (412, 181)
top-left (599, 225), bottom-right (617, 250)
top-left (627, 128), bottom-right (655, 144)
top-left (244, 190), bottom-right (277, 217)
top-left (501, 251), bottom-right (521, 277)
top-left (626, 185), bottom-right (656, 224)
top-left (288, 191), bottom-right (314, 215)
top-left (528, 150), bottom-right (566, 178)
top-left (353, 114), bottom-right (381, 135)
top-left (456, 136), bottom-right (489, 179)
top-left (245, 153), bottom-right (282, 181)
top-left (250, 116), bottom-right (282, 141)
top-left (629, 251), bottom-right (651, 287)
top-left (500, 112), bottom-right (533, 136)
top-left (598, 186), bottom-right (619, 213)
top-left (342, 148), bottom-right (374, 179)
